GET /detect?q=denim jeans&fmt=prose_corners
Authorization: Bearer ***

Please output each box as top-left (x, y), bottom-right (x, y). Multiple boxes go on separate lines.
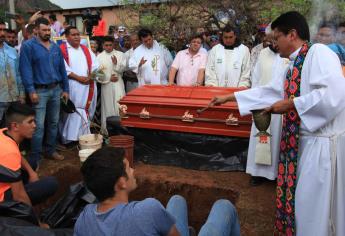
top-left (29, 86), bottom-right (62, 170)
top-left (166, 195), bottom-right (241, 236)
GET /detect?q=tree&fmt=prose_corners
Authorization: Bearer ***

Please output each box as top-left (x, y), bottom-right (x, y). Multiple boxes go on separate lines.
top-left (117, 0), bottom-right (257, 50)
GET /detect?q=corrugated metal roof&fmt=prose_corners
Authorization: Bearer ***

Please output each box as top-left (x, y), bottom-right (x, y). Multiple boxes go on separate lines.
top-left (49, 0), bottom-right (164, 10)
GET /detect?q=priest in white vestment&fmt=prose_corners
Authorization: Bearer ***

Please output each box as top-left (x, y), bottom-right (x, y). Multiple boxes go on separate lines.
top-left (246, 27), bottom-right (289, 183)
top-left (210, 12), bottom-right (345, 236)
top-left (123, 34), bottom-right (141, 92)
top-left (97, 37), bottom-right (126, 133)
top-left (59, 27), bottom-right (99, 144)
top-left (129, 28), bottom-right (173, 86)
top-left (205, 26), bottom-right (251, 88)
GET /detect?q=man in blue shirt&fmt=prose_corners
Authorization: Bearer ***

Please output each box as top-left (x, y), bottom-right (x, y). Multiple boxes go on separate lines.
top-left (0, 21), bottom-right (25, 124)
top-left (20, 17), bottom-right (69, 170)
top-left (75, 147), bottom-right (240, 236)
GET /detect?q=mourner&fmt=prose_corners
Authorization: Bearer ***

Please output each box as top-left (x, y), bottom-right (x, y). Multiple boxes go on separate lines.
top-left (205, 26), bottom-right (251, 88)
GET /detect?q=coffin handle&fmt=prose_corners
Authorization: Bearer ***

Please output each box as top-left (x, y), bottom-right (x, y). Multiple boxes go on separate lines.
top-left (119, 104), bottom-right (129, 119)
top-left (225, 113), bottom-right (239, 126)
top-left (181, 110), bottom-right (194, 123)
top-left (139, 107), bottom-right (151, 119)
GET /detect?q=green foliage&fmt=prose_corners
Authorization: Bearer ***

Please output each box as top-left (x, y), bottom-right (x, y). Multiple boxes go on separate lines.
top-left (259, 0), bottom-right (312, 22)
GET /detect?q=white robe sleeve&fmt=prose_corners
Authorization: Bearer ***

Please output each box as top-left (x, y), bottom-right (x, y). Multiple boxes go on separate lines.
top-left (238, 46), bottom-right (251, 88)
top-left (205, 48), bottom-right (218, 86)
top-left (162, 45), bottom-right (173, 69)
top-left (234, 71), bottom-right (284, 116)
top-left (113, 52), bottom-right (126, 74)
top-left (63, 59), bottom-right (73, 76)
top-left (293, 44), bottom-right (345, 132)
top-left (129, 50), bottom-right (140, 74)
top-left (91, 50), bottom-right (99, 72)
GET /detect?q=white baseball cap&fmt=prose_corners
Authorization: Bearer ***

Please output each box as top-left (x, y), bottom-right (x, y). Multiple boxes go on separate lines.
top-left (118, 26), bottom-right (126, 32)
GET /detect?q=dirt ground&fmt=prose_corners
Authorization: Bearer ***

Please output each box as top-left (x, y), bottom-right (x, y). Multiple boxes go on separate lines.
top-left (38, 148), bottom-right (276, 236)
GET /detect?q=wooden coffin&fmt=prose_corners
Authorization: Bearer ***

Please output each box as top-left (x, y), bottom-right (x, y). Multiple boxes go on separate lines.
top-left (119, 85), bottom-right (252, 137)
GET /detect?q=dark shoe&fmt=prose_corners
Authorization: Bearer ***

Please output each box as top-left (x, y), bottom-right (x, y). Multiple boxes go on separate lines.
top-left (46, 152), bottom-right (65, 161)
top-left (189, 226), bottom-right (196, 236)
top-left (56, 142), bottom-right (78, 151)
top-left (250, 176), bottom-right (265, 186)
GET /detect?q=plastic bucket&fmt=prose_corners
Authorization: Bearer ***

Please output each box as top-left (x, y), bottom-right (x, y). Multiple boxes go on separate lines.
top-left (79, 134), bottom-right (103, 150)
top-left (109, 135), bottom-right (134, 167)
top-left (79, 148), bottom-right (97, 162)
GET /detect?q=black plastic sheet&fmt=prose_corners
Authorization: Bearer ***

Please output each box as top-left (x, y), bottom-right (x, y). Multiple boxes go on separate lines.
top-left (40, 182), bottom-right (96, 229)
top-left (129, 128), bottom-right (249, 171)
top-left (106, 116), bottom-right (249, 171)
top-left (0, 201), bottom-right (39, 226)
top-left (0, 217), bottom-right (73, 236)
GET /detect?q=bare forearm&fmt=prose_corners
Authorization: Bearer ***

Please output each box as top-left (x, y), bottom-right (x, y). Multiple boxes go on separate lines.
top-left (21, 156), bottom-right (35, 176)
top-left (168, 68), bottom-right (177, 84)
top-left (13, 191), bottom-right (32, 206)
top-left (226, 93), bottom-right (236, 102)
top-left (68, 72), bottom-right (81, 81)
top-left (11, 182), bottom-right (32, 206)
top-left (196, 69), bottom-right (205, 85)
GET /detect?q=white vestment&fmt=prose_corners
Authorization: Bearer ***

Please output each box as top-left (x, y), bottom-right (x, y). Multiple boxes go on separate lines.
top-left (205, 44), bottom-right (251, 87)
top-left (124, 48), bottom-right (138, 92)
top-left (60, 43), bottom-right (99, 143)
top-left (97, 50), bottom-right (126, 132)
top-left (235, 44), bottom-right (345, 236)
top-left (129, 40), bottom-right (173, 86)
top-left (246, 48), bottom-right (289, 180)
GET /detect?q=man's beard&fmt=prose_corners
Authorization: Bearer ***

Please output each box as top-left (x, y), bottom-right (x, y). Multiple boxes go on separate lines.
top-left (40, 34), bottom-right (50, 42)
top-left (269, 44), bottom-right (278, 53)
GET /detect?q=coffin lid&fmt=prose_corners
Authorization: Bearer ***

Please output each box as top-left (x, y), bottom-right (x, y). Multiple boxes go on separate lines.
top-left (120, 85), bottom-right (244, 108)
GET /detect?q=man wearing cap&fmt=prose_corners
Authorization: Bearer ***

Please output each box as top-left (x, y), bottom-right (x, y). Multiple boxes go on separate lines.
top-left (250, 24), bottom-right (267, 71)
top-left (205, 25), bottom-right (251, 88)
top-left (129, 28), bottom-right (173, 86)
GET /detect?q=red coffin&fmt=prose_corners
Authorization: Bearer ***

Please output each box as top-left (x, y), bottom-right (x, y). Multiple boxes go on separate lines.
top-left (119, 85), bottom-right (252, 137)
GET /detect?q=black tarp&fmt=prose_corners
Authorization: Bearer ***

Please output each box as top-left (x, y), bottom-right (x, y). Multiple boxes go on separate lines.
top-left (128, 128), bottom-right (249, 171)
top-left (0, 217), bottom-right (73, 236)
top-left (40, 182), bottom-right (96, 229)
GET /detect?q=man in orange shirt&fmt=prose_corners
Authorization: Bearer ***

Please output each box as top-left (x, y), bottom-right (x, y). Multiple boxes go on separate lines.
top-left (0, 103), bottom-right (57, 205)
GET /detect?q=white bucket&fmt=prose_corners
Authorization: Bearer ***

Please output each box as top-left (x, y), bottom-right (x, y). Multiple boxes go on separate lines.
top-left (79, 149), bottom-right (97, 162)
top-left (79, 134), bottom-right (103, 150)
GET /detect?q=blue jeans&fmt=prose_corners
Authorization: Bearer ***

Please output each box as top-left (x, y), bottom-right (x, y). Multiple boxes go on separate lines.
top-left (166, 195), bottom-right (240, 236)
top-left (29, 86), bottom-right (62, 170)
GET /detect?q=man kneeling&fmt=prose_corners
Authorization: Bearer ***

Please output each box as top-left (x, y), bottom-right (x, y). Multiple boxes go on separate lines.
top-left (75, 146), bottom-right (240, 236)
top-left (0, 103), bottom-right (58, 206)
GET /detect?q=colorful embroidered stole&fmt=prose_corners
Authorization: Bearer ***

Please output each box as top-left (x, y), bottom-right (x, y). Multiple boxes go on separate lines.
top-left (60, 43), bottom-right (94, 116)
top-left (275, 43), bottom-right (310, 236)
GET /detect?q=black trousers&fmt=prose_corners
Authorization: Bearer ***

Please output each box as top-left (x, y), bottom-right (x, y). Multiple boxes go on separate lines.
top-left (4, 170), bottom-right (58, 206)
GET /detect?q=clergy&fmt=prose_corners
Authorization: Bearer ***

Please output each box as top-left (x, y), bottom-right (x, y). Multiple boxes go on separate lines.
top-left (129, 28), bottom-right (173, 86)
top-left (205, 26), bottom-right (251, 88)
top-left (59, 26), bottom-right (99, 144)
top-left (246, 25), bottom-right (289, 185)
top-left (97, 36), bottom-right (126, 133)
top-left (210, 11), bottom-right (345, 236)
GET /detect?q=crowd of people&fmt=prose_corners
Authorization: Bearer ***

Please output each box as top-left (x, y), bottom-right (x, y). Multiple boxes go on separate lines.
top-left (0, 9), bottom-right (345, 236)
